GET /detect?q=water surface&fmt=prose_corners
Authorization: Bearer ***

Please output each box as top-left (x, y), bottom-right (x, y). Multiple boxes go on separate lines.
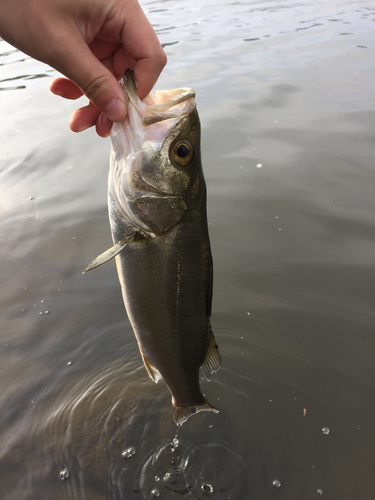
top-left (1, 0), bottom-right (375, 498)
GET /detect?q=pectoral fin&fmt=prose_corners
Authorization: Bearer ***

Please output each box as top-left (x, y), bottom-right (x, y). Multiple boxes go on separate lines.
top-left (83, 235), bottom-right (135, 273)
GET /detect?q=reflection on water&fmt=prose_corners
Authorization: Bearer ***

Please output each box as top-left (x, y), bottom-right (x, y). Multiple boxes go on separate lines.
top-left (1, 0), bottom-right (375, 498)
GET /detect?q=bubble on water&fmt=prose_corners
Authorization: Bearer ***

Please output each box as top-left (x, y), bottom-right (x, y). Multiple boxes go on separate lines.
top-left (45, 311), bottom-right (49, 314)
top-left (201, 483), bottom-right (214, 494)
top-left (172, 437), bottom-right (179, 447)
top-left (122, 447), bottom-right (136, 459)
top-left (41, 300), bottom-right (44, 303)
top-left (151, 489), bottom-right (160, 498)
top-left (256, 163), bottom-right (263, 168)
top-left (60, 468), bottom-right (69, 480)
top-left (317, 489), bottom-right (323, 495)
top-left (273, 480), bottom-right (281, 488)
top-left (67, 361), bottom-right (73, 366)
top-left (154, 476), bottom-right (160, 482)
top-left (322, 427), bottom-right (330, 435)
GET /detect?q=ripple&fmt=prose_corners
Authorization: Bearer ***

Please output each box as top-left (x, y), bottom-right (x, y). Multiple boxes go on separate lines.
top-left (139, 440), bottom-right (248, 498)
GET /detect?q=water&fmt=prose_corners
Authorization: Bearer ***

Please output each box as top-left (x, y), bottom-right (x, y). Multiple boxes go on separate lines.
top-left (0, 0), bottom-right (374, 498)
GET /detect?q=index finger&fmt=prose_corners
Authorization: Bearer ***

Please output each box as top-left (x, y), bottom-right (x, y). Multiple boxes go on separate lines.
top-left (118, 3), bottom-right (167, 99)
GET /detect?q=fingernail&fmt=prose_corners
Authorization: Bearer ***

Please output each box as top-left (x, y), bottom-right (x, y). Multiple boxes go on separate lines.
top-left (99, 113), bottom-right (110, 125)
top-left (104, 98), bottom-right (126, 122)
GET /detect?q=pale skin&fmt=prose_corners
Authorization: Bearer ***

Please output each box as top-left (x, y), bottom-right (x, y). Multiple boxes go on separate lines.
top-left (0, 0), bottom-right (167, 137)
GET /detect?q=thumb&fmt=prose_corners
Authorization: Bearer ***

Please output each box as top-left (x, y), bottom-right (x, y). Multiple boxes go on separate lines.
top-left (52, 36), bottom-right (127, 122)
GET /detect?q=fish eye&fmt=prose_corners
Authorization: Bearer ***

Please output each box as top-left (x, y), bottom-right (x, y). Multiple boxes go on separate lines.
top-left (171, 140), bottom-right (194, 166)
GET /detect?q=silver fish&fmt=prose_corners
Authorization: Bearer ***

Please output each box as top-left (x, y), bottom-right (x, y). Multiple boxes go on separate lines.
top-left (85, 69), bottom-right (221, 425)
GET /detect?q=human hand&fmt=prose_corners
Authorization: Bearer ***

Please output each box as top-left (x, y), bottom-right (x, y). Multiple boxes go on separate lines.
top-left (0, 0), bottom-right (167, 137)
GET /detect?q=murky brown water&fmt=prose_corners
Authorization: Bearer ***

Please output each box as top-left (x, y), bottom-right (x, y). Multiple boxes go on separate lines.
top-left (1, 0), bottom-right (375, 498)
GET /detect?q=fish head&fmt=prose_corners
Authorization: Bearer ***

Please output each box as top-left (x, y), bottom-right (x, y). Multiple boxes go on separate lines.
top-left (109, 70), bottom-right (201, 236)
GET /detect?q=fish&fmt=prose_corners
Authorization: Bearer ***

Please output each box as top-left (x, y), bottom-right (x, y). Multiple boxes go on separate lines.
top-left (85, 69), bottom-right (221, 425)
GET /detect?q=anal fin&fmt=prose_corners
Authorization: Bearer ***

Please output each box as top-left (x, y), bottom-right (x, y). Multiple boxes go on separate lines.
top-left (201, 326), bottom-right (221, 382)
top-left (141, 351), bottom-right (162, 383)
top-left (83, 235), bottom-right (135, 273)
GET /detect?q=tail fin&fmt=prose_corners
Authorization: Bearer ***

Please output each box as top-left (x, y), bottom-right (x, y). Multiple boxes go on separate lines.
top-left (173, 398), bottom-right (219, 425)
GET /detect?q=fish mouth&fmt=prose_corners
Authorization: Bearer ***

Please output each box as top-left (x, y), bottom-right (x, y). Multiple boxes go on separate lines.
top-left (111, 69), bottom-right (196, 152)
top-left (124, 68), bottom-right (196, 127)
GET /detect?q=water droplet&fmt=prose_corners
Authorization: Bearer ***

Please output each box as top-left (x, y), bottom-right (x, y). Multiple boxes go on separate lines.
top-left (45, 311), bottom-right (49, 314)
top-left (67, 361), bottom-right (72, 366)
top-left (256, 163), bottom-right (263, 168)
top-left (29, 196), bottom-right (35, 200)
top-left (151, 489), bottom-right (160, 498)
top-left (317, 489), bottom-right (323, 495)
top-left (39, 312), bottom-right (43, 315)
top-left (60, 468), bottom-right (69, 480)
top-left (201, 483), bottom-right (214, 494)
top-left (170, 447), bottom-right (175, 452)
top-left (41, 300), bottom-right (44, 303)
top-left (122, 447), bottom-right (136, 459)
top-left (154, 476), bottom-right (160, 482)
top-left (172, 437), bottom-right (179, 447)
top-left (273, 480), bottom-right (281, 488)
top-left (322, 427), bottom-right (330, 435)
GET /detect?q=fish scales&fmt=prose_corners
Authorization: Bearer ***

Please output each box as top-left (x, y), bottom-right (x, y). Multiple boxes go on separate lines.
top-left (85, 69), bottom-right (221, 425)
top-left (114, 181), bottom-right (211, 400)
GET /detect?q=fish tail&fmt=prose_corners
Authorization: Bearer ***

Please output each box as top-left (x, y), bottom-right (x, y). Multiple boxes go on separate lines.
top-left (173, 398), bottom-right (219, 426)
